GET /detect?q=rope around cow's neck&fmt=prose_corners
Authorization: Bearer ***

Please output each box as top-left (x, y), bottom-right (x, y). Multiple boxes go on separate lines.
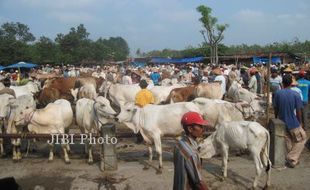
top-left (25, 110), bottom-right (35, 125)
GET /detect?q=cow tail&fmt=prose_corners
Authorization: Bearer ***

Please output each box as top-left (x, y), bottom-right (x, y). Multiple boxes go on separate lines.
top-left (264, 130), bottom-right (272, 172)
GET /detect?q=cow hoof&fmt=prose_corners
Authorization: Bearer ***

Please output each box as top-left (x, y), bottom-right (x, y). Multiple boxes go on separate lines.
top-left (65, 160), bottom-right (71, 164)
top-left (88, 161), bottom-right (93, 165)
top-left (156, 168), bottom-right (163, 175)
top-left (13, 159), bottom-right (18, 163)
top-left (143, 165), bottom-right (149, 170)
top-left (48, 159), bottom-right (53, 163)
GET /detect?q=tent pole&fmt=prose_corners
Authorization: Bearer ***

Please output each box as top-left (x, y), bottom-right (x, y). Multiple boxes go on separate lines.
top-left (265, 53), bottom-right (271, 128)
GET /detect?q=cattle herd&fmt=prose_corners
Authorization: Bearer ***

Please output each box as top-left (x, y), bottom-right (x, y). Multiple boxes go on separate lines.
top-left (0, 64), bottom-right (270, 189)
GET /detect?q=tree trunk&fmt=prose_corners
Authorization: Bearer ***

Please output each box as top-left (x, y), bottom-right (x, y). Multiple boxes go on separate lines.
top-left (215, 44), bottom-right (219, 65)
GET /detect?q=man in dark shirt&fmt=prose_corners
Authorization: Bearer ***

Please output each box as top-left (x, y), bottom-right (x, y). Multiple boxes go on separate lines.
top-left (173, 112), bottom-right (209, 190)
top-left (273, 74), bottom-right (307, 168)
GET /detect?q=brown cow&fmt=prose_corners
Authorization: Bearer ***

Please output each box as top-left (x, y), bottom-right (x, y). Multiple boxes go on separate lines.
top-left (39, 77), bottom-right (79, 107)
top-left (38, 77), bottom-right (105, 107)
top-left (164, 82), bottom-right (223, 104)
top-left (164, 85), bottom-right (196, 103)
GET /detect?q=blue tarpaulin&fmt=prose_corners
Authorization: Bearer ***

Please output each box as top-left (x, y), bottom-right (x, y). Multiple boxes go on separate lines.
top-left (5, 61), bottom-right (38, 69)
top-left (150, 57), bottom-right (204, 64)
top-left (253, 56), bottom-right (281, 65)
top-left (131, 62), bottom-right (146, 68)
top-left (0, 65), bottom-right (4, 70)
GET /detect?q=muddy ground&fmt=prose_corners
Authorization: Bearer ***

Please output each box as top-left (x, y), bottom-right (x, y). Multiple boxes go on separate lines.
top-left (0, 133), bottom-right (310, 190)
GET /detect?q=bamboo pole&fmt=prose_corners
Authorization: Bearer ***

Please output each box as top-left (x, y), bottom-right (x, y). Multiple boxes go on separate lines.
top-left (265, 53), bottom-right (271, 127)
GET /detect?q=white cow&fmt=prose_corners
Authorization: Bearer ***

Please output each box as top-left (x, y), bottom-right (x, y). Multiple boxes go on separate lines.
top-left (116, 102), bottom-right (201, 171)
top-left (2, 94), bottom-right (36, 160)
top-left (199, 121), bottom-right (271, 189)
top-left (101, 81), bottom-right (183, 107)
top-left (76, 96), bottom-right (116, 164)
top-left (70, 84), bottom-right (98, 101)
top-left (10, 81), bottom-right (40, 97)
top-left (192, 98), bottom-right (244, 127)
top-left (102, 83), bottom-right (140, 107)
top-left (0, 94), bottom-right (15, 156)
top-left (227, 81), bottom-right (266, 120)
top-left (0, 82), bottom-right (4, 90)
top-left (10, 99), bottom-right (73, 163)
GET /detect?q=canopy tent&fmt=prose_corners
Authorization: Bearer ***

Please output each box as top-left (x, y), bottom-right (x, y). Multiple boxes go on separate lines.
top-left (253, 56), bottom-right (281, 65)
top-left (150, 56), bottom-right (205, 64)
top-left (130, 62), bottom-right (146, 68)
top-left (5, 61), bottom-right (38, 69)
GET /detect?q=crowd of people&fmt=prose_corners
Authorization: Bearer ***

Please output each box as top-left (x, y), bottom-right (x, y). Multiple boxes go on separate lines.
top-left (1, 60), bottom-right (310, 189)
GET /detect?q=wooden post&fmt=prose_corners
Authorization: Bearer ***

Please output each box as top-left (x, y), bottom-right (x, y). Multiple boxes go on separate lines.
top-left (265, 53), bottom-right (271, 127)
top-left (100, 123), bottom-right (117, 171)
top-left (268, 119), bottom-right (287, 168)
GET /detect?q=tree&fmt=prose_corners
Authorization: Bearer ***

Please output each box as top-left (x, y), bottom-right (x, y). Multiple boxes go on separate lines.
top-left (33, 36), bottom-right (57, 64)
top-left (104, 37), bottom-right (130, 61)
top-left (197, 5), bottom-right (228, 65)
top-left (55, 24), bottom-right (90, 64)
top-left (0, 22), bottom-right (35, 65)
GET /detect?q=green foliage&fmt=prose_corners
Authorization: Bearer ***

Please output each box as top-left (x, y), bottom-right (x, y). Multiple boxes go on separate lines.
top-left (197, 5), bottom-right (228, 65)
top-left (0, 22), bottom-right (130, 65)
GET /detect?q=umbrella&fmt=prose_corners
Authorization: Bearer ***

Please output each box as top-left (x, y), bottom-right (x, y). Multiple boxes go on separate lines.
top-left (5, 61), bottom-right (38, 69)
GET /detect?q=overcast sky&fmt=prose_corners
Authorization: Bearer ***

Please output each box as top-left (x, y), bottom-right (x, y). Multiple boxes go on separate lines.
top-left (1, 0), bottom-right (309, 55)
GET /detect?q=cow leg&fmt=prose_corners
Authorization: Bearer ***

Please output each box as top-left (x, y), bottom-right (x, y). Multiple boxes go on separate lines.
top-left (142, 145), bottom-right (152, 170)
top-left (221, 143), bottom-right (229, 178)
top-left (251, 148), bottom-right (263, 189)
top-left (148, 146), bottom-right (153, 163)
top-left (66, 143), bottom-right (71, 153)
top-left (16, 146), bottom-right (22, 161)
top-left (12, 145), bottom-right (17, 161)
top-left (16, 138), bottom-right (22, 161)
top-left (0, 138), bottom-right (4, 156)
top-left (48, 144), bottom-right (54, 162)
top-left (62, 144), bottom-right (70, 164)
top-left (88, 143), bottom-right (93, 164)
top-left (153, 134), bottom-right (163, 173)
top-left (11, 139), bottom-right (18, 162)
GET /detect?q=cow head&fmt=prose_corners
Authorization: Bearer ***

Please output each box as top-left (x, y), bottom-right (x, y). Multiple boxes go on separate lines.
top-left (116, 102), bottom-right (139, 133)
top-left (0, 94), bottom-right (15, 118)
top-left (27, 81), bottom-right (40, 94)
top-left (70, 88), bottom-right (79, 102)
top-left (94, 96), bottom-right (117, 119)
top-left (98, 80), bottom-right (112, 96)
top-left (249, 97), bottom-right (266, 120)
top-left (12, 105), bottom-right (34, 127)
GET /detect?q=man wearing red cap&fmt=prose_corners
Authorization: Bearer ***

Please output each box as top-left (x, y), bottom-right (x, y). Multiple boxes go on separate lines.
top-left (173, 112), bottom-right (209, 190)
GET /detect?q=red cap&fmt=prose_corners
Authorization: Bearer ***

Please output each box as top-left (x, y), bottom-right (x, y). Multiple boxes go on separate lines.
top-left (299, 70), bottom-right (306, 77)
top-left (181, 112), bottom-right (208, 126)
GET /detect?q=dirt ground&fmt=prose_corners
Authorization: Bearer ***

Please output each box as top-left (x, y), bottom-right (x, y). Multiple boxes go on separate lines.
top-left (0, 135), bottom-right (310, 190)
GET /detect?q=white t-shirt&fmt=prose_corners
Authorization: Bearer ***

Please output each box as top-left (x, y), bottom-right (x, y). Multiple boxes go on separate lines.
top-left (214, 75), bottom-right (226, 96)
